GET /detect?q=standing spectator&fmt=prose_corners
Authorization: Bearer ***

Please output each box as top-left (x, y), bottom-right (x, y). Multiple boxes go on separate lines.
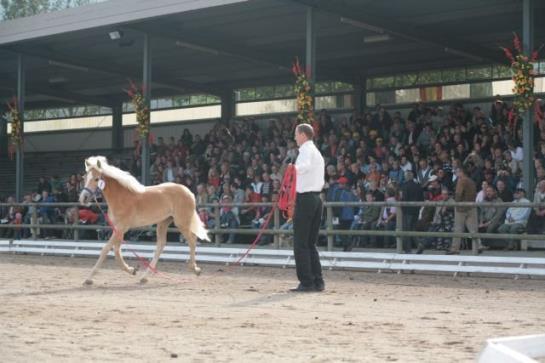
top-left (497, 188), bottom-right (531, 250)
top-left (331, 177), bottom-right (358, 251)
top-left (399, 171), bottom-right (423, 253)
top-left (449, 166), bottom-right (482, 254)
top-left (37, 176), bottom-right (51, 194)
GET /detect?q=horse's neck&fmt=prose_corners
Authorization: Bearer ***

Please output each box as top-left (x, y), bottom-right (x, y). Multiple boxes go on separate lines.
top-left (101, 176), bottom-right (133, 210)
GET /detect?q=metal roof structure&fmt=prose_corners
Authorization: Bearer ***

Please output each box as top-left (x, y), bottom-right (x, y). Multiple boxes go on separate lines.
top-left (0, 0), bottom-right (544, 110)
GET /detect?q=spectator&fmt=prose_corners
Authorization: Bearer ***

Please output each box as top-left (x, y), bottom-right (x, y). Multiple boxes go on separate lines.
top-left (376, 188), bottom-right (397, 248)
top-left (399, 170), bottom-right (424, 253)
top-left (449, 166), bottom-right (482, 254)
top-left (351, 190), bottom-right (381, 248)
top-left (219, 194), bottom-right (239, 244)
top-left (417, 187), bottom-right (454, 253)
top-left (497, 188), bottom-right (531, 250)
top-left (478, 186), bottom-right (505, 235)
top-left (37, 176), bottom-right (51, 194)
top-left (527, 180), bottom-right (545, 234)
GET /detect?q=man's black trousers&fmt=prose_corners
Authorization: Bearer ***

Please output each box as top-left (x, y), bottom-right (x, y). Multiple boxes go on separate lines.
top-left (293, 192), bottom-right (323, 287)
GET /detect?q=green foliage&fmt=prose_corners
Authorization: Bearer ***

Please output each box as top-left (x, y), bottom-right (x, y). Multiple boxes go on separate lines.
top-left (1, 0), bottom-right (97, 20)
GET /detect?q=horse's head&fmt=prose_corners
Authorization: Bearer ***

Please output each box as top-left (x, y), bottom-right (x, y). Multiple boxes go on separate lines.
top-left (79, 156), bottom-right (106, 205)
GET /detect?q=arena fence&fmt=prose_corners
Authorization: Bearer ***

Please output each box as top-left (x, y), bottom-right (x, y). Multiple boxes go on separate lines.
top-left (1, 240), bottom-right (545, 279)
top-left (1, 200), bottom-right (544, 253)
top-left (1, 200), bottom-right (545, 278)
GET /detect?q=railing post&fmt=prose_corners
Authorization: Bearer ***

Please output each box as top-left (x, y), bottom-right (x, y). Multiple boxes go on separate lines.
top-left (73, 207), bottom-right (79, 242)
top-left (214, 205), bottom-right (221, 247)
top-left (396, 206), bottom-right (403, 253)
top-left (31, 205), bottom-right (37, 240)
top-left (326, 205), bottom-right (333, 251)
top-left (273, 205), bottom-right (280, 249)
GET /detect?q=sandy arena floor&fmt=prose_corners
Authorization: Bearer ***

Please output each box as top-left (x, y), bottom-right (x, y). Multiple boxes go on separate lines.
top-left (0, 254), bottom-right (544, 362)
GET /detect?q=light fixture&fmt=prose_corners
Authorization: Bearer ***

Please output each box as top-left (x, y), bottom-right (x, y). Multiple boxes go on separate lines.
top-left (175, 40), bottom-right (220, 56)
top-left (48, 76), bottom-right (68, 84)
top-left (444, 47), bottom-right (483, 62)
top-left (108, 30), bottom-right (124, 40)
top-left (48, 60), bottom-right (89, 72)
top-left (363, 34), bottom-right (391, 43)
top-left (340, 17), bottom-right (385, 34)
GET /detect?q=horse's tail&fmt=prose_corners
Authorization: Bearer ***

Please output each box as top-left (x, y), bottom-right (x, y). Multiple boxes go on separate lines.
top-left (191, 211), bottom-right (210, 241)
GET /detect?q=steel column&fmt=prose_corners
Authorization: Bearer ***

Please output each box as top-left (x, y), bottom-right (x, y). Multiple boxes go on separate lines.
top-left (522, 0), bottom-right (535, 199)
top-left (141, 33), bottom-right (151, 186)
top-left (16, 54), bottom-right (25, 201)
top-left (305, 6), bottom-right (316, 94)
top-left (111, 105), bottom-right (123, 152)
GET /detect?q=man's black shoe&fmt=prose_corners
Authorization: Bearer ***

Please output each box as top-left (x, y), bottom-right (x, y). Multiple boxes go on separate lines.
top-left (315, 282), bottom-right (325, 292)
top-left (289, 284), bottom-right (316, 292)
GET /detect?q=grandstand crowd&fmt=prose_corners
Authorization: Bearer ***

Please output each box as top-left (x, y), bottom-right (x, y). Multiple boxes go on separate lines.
top-left (2, 98), bottom-right (545, 252)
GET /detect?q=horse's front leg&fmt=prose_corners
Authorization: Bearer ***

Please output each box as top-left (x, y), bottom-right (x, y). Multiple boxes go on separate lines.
top-left (112, 231), bottom-right (138, 276)
top-left (140, 219), bottom-right (169, 284)
top-left (84, 238), bottom-right (114, 285)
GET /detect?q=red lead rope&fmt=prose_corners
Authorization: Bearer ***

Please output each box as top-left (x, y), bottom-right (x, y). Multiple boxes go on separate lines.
top-left (277, 164), bottom-right (297, 219)
top-left (232, 163), bottom-right (296, 265)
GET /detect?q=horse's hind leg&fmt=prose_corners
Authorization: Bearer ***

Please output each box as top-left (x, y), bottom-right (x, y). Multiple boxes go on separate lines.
top-left (140, 218), bottom-right (170, 284)
top-left (178, 225), bottom-right (201, 276)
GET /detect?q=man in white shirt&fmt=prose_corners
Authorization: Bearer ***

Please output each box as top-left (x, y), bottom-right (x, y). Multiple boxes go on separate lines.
top-left (291, 123), bottom-right (325, 292)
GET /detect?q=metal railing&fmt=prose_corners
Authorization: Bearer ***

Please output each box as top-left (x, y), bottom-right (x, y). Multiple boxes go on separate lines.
top-left (1, 200), bottom-right (544, 253)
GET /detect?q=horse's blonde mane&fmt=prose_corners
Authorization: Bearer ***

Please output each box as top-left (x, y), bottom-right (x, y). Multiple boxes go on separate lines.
top-left (86, 156), bottom-right (145, 193)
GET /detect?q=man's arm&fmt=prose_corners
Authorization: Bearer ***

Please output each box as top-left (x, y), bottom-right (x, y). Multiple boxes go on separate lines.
top-left (295, 148), bottom-right (312, 174)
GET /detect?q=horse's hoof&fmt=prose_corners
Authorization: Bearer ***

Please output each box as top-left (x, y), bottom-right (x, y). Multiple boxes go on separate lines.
top-left (194, 267), bottom-right (202, 276)
top-left (83, 279), bottom-right (93, 286)
top-left (140, 277), bottom-right (148, 284)
top-left (131, 265), bottom-right (139, 275)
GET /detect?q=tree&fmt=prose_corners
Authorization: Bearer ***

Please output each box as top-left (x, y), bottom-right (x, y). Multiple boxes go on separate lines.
top-left (1, 0), bottom-right (94, 21)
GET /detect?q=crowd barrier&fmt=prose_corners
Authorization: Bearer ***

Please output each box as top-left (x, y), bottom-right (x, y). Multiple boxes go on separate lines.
top-left (1, 200), bottom-right (544, 253)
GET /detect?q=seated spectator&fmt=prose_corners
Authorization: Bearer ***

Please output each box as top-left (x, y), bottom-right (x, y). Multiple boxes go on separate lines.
top-left (478, 186), bottom-right (505, 235)
top-left (496, 179), bottom-right (513, 202)
top-left (417, 188), bottom-right (454, 253)
top-left (527, 180), bottom-right (545, 234)
top-left (219, 194), bottom-right (239, 244)
top-left (376, 188), bottom-right (397, 248)
top-left (350, 190), bottom-right (381, 248)
top-left (497, 188), bottom-right (531, 250)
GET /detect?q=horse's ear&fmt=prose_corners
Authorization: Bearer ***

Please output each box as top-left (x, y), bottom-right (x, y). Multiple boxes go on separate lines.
top-left (85, 159), bottom-right (90, 168)
top-left (96, 160), bottom-right (102, 169)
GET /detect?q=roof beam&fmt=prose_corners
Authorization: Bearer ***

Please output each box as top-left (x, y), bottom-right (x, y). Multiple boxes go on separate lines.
top-left (126, 25), bottom-right (347, 82)
top-left (28, 85), bottom-right (115, 108)
top-left (2, 47), bottom-right (221, 96)
top-left (126, 26), bottom-right (290, 73)
top-left (289, 0), bottom-right (503, 64)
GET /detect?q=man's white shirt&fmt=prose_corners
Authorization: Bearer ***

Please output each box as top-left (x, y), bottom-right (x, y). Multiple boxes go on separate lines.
top-left (295, 140), bottom-right (325, 193)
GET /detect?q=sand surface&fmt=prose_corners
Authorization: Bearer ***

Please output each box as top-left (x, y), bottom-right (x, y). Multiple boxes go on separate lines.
top-left (0, 254), bottom-right (544, 362)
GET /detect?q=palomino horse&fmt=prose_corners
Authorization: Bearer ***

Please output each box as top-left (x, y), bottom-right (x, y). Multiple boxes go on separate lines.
top-left (79, 156), bottom-right (209, 285)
